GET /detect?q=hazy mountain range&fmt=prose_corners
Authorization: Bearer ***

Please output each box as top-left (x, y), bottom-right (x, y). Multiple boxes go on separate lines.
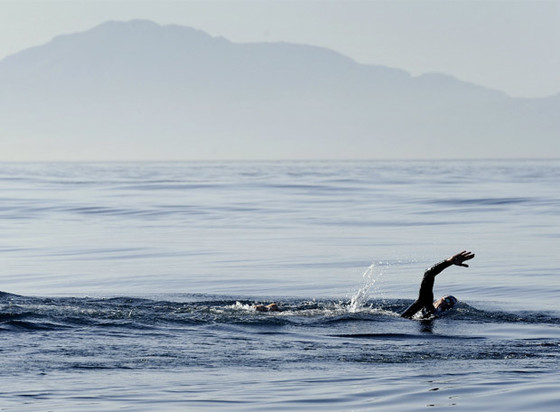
top-left (0, 20), bottom-right (558, 160)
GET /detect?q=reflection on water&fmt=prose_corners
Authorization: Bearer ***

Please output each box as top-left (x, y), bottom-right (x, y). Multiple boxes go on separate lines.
top-left (1, 160), bottom-right (559, 410)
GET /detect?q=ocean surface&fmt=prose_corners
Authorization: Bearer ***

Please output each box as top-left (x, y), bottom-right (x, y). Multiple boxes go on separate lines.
top-left (1, 160), bottom-right (559, 411)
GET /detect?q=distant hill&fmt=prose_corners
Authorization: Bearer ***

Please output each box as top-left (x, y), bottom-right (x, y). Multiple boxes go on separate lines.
top-left (0, 19), bottom-right (558, 160)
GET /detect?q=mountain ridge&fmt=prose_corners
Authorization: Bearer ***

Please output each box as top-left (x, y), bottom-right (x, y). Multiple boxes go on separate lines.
top-left (0, 20), bottom-right (557, 161)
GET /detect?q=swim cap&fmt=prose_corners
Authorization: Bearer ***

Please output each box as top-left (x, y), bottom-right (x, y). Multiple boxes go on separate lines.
top-left (443, 295), bottom-right (457, 305)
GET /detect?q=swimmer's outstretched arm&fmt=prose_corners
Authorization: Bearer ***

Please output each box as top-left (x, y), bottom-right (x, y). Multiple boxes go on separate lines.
top-left (425, 250), bottom-right (475, 277)
top-left (401, 251), bottom-right (475, 318)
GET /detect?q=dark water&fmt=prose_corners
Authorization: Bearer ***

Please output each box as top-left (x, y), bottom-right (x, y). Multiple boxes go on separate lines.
top-left (1, 160), bottom-right (559, 410)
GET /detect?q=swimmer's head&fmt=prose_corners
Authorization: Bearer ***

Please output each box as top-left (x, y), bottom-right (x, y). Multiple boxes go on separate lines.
top-left (434, 295), bottom-right (457, 311)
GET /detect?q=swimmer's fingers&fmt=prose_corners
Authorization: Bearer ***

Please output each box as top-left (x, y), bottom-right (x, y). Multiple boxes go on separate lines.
top-left (450, 251), bottom-right (475, 267)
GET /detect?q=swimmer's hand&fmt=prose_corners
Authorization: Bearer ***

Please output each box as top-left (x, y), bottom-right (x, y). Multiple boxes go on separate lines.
top-left (447, 251), bottom-right (475, 267)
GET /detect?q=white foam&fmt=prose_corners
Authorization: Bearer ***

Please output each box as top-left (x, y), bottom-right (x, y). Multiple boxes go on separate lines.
top-left (349, 263), bottom-right (380, 313)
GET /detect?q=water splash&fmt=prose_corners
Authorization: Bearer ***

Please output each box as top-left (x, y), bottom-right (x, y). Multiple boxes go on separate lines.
top-left (349, 263), bottom-right (379, 313)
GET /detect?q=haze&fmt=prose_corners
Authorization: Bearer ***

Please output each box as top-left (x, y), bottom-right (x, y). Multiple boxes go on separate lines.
top-left (0, 1), bottom-right (558, 161)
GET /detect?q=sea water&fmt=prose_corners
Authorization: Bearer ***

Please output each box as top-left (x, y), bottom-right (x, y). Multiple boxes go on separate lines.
top-left (0, 160), bottom-right (559, 411)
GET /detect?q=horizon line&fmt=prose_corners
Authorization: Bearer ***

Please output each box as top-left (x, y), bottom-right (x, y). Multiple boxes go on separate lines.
top-left (1, 157), bottom-right (558, 164)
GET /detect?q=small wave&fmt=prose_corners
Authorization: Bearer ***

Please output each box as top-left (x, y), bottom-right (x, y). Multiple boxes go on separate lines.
top-left (1, 293), bottom-right (559, 333)
top-left (332, 333), bottom-right (485, 340)
top-left (431, 197), bottom-right (532, 206)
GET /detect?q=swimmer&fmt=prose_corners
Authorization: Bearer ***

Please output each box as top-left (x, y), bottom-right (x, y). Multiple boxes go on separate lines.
top-left (254, 303), bottom-right (280, 312)
top-left (401, 251), bottom-right (474, 319)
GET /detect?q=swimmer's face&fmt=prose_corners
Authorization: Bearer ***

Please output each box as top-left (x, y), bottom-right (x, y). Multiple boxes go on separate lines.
top-left (434, 296), bottom-right (457, 311)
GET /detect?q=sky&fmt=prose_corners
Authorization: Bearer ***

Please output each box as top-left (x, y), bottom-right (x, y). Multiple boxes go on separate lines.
top-left (0, 0), bottom-right (559, 99)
